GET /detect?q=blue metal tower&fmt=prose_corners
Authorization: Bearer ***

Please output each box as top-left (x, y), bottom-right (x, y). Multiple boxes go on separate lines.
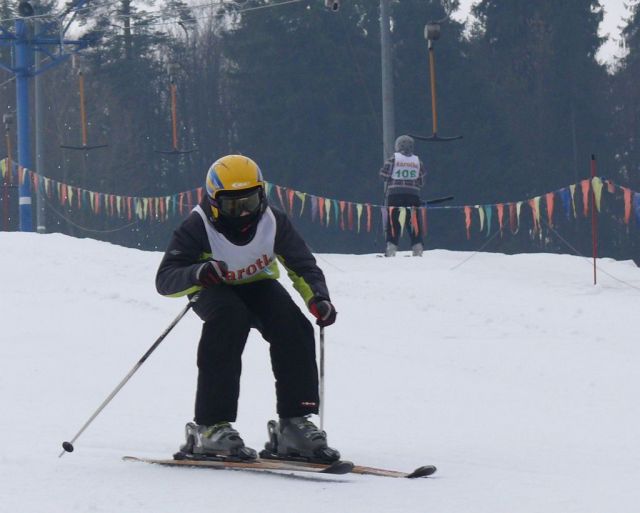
top-left (0, 1), bottom-right (89, 231)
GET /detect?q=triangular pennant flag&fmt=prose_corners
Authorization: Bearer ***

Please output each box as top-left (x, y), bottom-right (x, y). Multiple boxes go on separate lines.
top-left (356, 204), bottom-right (363, 233)
top-left (634, 193), bottom-right (640, 225)
top-left (421, 207), bottom-right (427, 237)
top-left (497, 204), bottom-right (504, 235)
top-left (287, 189), bottom-right (295, 215)
top-left (366, 204), bottom-right (372, 232)
top-left (569, 184), bottom-right (577, 217)
top-left (398, 207), bottom-right (407, 238)
top-left (484, 205), bottom-right (492, 236)
top-left (623, 188), bottom-right (632, 225)
top-left (387, 207), bottom-right (395, 238)
top-left (318, 197), bottom-right (325, 226)
top-left (339, 201), bottom-right (346, 230)
top-left (477, 206), bottom-right (485, 233)
top-left (381, 207), bottom-right (388, 236)
top-left (348, 202), bottom-right (354, 231)
top-left (464, 206), bottom-right (472, 239)
top-left (559, 188), bottom-right (571, 219)
top-left (508, 203), bottom-right (517, 234)
top-left (591, 177), bottom-right (603, 212)
top-left (545, 192), bottom-right (555, 227)
top-left (276, 186), bottom-right (286, 210)
top-left (410, 208), bottom-right (419, 236)
top-left (295, 191), bottom-right (306, 217)
top-left (311, 196), bottom-right (318, 222)
top-left (581, 179), bottom-right (590, 217)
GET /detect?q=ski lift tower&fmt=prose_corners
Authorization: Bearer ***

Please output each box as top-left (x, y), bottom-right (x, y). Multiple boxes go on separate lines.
top-left (0, 1), bottom-right (90, 232)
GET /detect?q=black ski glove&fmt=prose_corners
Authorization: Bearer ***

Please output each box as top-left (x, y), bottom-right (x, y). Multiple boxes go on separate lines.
top-left (195, 260), bottom-right (228, 288)
top-left (309, 298), bottom-right (337, 327)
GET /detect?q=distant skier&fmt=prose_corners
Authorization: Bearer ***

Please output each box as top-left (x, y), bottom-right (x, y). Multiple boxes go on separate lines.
top-left (156, 154), bottom-right (339, 463)
top-left (380, 135), bottom-right (427, 257)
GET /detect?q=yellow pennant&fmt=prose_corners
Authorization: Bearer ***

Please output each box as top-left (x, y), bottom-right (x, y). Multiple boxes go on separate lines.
top-left (591, 177), bottom-right (603, 212)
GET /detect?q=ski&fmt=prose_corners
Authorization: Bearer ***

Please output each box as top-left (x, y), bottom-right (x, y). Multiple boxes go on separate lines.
top-left (260, 450), bottom-right (436, 479)
top-left (351, 464), bottom-right (437, 479)
top-left (122, 455), bottom-right (354, 476)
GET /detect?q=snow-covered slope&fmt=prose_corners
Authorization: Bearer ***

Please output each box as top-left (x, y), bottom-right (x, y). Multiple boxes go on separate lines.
top-left (1, 232), bottom-right (639, 513)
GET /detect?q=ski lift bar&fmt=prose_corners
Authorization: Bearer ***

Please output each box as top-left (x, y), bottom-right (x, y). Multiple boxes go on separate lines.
top-left (156, 65), bottom-right (197, 156)
top-left (60, 70), bottom-right (108, 151)
top-left (411, 21), bottom-right (462, 143)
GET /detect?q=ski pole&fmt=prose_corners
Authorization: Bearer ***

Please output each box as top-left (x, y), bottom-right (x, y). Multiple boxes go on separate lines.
top-left (319, 326), bottom-right (325, 432)
top-left (59, 294), bottom-right (199, 457)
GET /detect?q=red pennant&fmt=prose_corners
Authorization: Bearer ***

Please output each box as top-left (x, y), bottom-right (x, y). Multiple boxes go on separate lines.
top-left (318, 198), bottom-right (325, 225)
top-left (581, 179), bottom-right (590, 217)
top-left (464, 206), bottom-right (472, 239)
top-left (624, 187), bottom-right (632, 225)
top-left (288, 189), bottom-right (295, 214)
top-left (497, 204), bottom-right (504, 235)
top-left (545, 192), bottom-right (555, 227)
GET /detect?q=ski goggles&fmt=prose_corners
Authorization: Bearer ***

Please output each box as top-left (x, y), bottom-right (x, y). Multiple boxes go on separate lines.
top-left (212, 189), bottom-right (262, 218)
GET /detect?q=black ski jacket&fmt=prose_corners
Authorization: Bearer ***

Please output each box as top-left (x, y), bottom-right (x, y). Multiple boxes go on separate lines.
top-left (156, 200), bottom-right (330, 305)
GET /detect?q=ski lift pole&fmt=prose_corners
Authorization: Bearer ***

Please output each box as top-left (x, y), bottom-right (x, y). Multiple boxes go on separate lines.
top-left (60, 69), bottom-right (108, 151)
top-left (428, 38), bottom-right (438, 137)
top-left (156, 65), bottom-right (197, 156)
top-left (411, 21), bottom-right (462, 143)
top-left (79, 71), bottom-right (88, 147)
top-left (170, 80), bottom-right (179, 151)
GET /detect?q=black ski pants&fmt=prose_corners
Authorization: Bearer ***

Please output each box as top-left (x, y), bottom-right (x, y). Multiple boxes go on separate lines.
top-left (385, 193), bottom-right (423, 246)
top-left (190, 279), bottom-right (319, 425)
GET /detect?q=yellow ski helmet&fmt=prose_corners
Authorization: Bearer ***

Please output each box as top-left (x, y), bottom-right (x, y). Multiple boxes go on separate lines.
top-left (205, 155), bottom-right (265, 220)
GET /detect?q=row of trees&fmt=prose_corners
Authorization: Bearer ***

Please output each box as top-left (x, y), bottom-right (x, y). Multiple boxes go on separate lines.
top-left (0, 0), bottom-right (638, 258)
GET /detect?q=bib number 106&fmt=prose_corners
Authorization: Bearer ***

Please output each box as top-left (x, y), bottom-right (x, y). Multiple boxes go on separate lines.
top-left (392, 168), bottom-right (418, 179)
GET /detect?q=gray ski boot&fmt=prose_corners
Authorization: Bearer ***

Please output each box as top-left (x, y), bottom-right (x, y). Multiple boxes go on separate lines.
top-left (179, 421), bottom-right (257, 461)
top-left (411, 243), bottom-right (423, 256)
top-left (385, 242), bottom-right (397, 257)
top-left (261, 416), bottom-right (340, 463)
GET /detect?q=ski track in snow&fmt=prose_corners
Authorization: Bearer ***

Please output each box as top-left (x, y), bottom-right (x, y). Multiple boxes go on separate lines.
top-left (1, 232), bottom-right (639, 513)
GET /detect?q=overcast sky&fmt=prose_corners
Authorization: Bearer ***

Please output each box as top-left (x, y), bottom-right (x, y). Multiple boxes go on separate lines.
top-left (452, 0), bottom-right (633, 64)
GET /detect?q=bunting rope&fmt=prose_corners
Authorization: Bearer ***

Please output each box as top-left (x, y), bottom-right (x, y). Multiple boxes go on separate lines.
top-left (2, 159), bottom-right (640, 239)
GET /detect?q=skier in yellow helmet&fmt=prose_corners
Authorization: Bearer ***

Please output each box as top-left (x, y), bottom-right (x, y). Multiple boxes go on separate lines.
top-left (156, 155), bottom-right (339, 463)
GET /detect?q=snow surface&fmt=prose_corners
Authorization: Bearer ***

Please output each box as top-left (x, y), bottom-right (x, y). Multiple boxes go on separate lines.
top-left (1, 232), bottom-right (640, 513)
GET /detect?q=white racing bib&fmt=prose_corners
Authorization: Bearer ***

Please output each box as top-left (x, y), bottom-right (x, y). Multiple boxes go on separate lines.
top-left (391, 153), bottom-right (420, 180)
top-left (194, 205), bottom-right (278, 283)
